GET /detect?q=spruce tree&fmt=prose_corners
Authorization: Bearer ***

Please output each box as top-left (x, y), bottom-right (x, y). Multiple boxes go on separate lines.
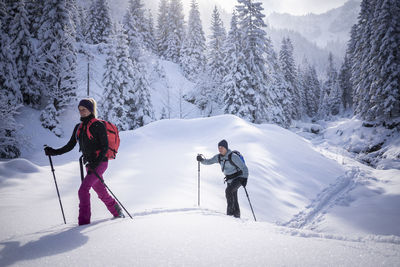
top-left (0, 90), bottom-right (22, 159)
top-left (319, 53), bottom-right (342, 119)
top-left (301, 63), bottom-right (320, 118)
top-left (368, 0), bottom-right (400, 121)
top-left (165, 0), bottom-right (185, 63)
top-left (86, 0), bottom-right (112, 44)
top-left (156, 0), bottom-right (169, 58)
top-left (338, 55), bottom-right (353, 110)
top-left (180, 0), bottom-right (207, 81)
top-left (9, 0), bottom-right (40, 107)
top-left (123, 0), bottom-right (147, 62)
top-left (128, 60), bottom-right (155, 129)
top-left (144, 9), bottom-right (156, 53)
top-left (223, 11), bottom-right (249, 118)
top-left (208, 6), bottom-right (227, 85)
top-left (100, 29), bottom-right (125, 126)
top-left (236, 0), bottom-right (287, 124)
top-left (38, 0), bottom-right (77, 136)
top-left (279, 37), bottom-right (301, 120)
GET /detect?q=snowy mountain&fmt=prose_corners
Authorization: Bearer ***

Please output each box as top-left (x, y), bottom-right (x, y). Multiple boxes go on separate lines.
top-left (1, 114), bottom-right (400, 266)
top-left (267, 0), bottom-right (361, 57)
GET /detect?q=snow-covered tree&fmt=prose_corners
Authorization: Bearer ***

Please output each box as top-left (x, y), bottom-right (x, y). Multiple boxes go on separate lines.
top-left (223, 11), bottom-right (249, 118)
top-left (143, 9), bottom-right (156, 53)
top-left (235, 0), bottom-right (287, 124)
top-left (279, 37), bottom-right (301, 120)
top-left (208, 6), bottom-right (227, 85)
top-left (123, 0), bottom-right (147, 62)
top-left (100, 25), bottom-right (154, 130)
top-left (165, 0), bottom-right (185, 63)
top-left (367, 0), bottom-right (400, 121)
top-left (0, 90), bottom-right (22, 159)
top-left (180, 0), bottom-right (206, 81)
top-left (319, 53), bottom-right (343, 119)
top-left (338, 55), bottom-right (353, 111)
top-left (128, 60), bottom-right (155, 129)
top-left (156, 0), bottom-right (169, 58)
top-left (100, 27), bottom-right (133, 130)
top-left (354, 0), bottom-right (377, 120)
top-left (348, 0), bottom-right (400, 122)
top-left (37, 0), bottom-right (77, 136)
top-left (86, 0), bottom-right (112, 44)
top-left (0, 3), bottom-right (21, 106)
top-left (9, 0), bottom-right (40, 107)
top-left (301, 63), bottom-right (320, 118)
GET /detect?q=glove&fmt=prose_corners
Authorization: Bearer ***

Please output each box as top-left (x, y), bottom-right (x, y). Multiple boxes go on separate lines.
top-left (196, 154), bottom-right (205, 162)
top-left (241, 178), bottom-right (248, 187)
top-left (44, 146), bottom-right (57, 156)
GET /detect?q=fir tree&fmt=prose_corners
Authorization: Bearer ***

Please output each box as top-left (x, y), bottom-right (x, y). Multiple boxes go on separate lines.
top-left (319, 53), bottom-right (342, 119)
top-left (100, 29), bottom-right (125, 126)
top-left (123, 0), bottom-right (147, 62)
top-left (144, 9), bottom-right (156, 53)
top-left (368, 0), bottom-right (400, 121)
top-left (9, 0), bottom-right (40, 107)
top-left (156, 0), bottom-right (169, 58)
top-left (180, 0), bottom-right (207, 81)
top-left (236, 0), bottom-right (287, 124)
top-left (223, 11), bottom-right (249, 119)
top-left (0, 90), bottom-right (22, 159)
top-left (86, 0), bottom-right (112, 44)
top-left (338, 55), bottom-right (353, 110)
top-left (301, 63), bottom-right (320, 118)
top-left (0, 3), bottom-right (21, 106)
top-left (279, 37), bottom-right (300, 120)
top-left (208, 6), bottom-right (227, 84)
top-left (38, 0), bottom-right (77, 136)
top-left (165, 0), bottom-right (185, 63)
top-left (128, 60), bottom-right (155, 129)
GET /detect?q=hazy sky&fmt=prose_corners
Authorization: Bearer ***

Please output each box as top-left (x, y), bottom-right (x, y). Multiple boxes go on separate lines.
top-left (214, 0), bottom-right (352, 16)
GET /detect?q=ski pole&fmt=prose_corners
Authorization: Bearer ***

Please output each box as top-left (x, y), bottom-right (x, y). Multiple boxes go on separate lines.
top-left (47, 155), bottom-right (67, 224)
top-left (197, 154), bottom-right (203, 206)
top-left (91, 169), bottom-right (133, 219)
top-left (244, 186), bottom-right (257, 222)
top-left (79, 156), bottom-right (84, 182)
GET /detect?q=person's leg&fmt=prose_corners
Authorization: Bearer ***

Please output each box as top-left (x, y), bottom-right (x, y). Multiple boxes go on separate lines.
top-left (225, 179), bottom-right (242, 217)
top-left (91, 161), bottom-right (120, 217)
top-left (78, 169), bottom-right (99, 225)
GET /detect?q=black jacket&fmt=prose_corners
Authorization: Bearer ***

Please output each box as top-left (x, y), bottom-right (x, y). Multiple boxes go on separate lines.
top-left (55, 114), bottom-right (108, 165)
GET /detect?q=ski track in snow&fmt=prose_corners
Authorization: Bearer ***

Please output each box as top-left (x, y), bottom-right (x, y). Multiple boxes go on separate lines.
top-left (281, 129), bottom-right (399, 244)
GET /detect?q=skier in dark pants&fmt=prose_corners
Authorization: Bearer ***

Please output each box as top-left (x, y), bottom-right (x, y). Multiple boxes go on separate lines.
top-left (197, 140), bottom-right (248, 218)
top-left (44, 98), bottom-right (124, 225)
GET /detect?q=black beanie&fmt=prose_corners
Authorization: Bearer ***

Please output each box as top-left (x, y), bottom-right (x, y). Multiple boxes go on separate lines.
top-left (78, 99), bottom-right (94, 113)
top-left (218, 139), bottom-right (228, 150)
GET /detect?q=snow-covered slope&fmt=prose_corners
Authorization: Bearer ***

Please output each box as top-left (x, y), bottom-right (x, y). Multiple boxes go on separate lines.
top-left (1, 115), bottom-right (399, 266)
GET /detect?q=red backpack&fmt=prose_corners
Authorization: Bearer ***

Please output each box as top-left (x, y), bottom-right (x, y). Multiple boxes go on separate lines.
top-left (76, 118), bottom-right (120, 160)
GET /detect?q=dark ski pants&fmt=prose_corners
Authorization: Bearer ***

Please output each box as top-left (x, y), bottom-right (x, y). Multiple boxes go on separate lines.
top-left (225, 178), bottom-right (246, 218)
top-left (78, 161), bottom-right (119, 225)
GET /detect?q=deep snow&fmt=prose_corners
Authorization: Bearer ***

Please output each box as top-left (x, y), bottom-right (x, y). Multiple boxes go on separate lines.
top-left (1, 114), bottom-right (399, 266)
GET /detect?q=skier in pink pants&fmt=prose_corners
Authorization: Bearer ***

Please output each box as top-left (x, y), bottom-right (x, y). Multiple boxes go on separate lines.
top-left (45, 98), bottom-right (124, 225)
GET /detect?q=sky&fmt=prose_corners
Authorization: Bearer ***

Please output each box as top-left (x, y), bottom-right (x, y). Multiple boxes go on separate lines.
top-left (196, 0), bottom-right (354, 16)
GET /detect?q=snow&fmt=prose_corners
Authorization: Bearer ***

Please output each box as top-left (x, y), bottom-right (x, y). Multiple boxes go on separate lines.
top-left (1, 114), bottom-right (400, 266)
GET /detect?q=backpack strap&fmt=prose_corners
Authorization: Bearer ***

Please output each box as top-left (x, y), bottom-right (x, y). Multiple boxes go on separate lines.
top-left (228, 152), bottom-right (240, 171)
top-left (76, 118), bottom-right (98, 140)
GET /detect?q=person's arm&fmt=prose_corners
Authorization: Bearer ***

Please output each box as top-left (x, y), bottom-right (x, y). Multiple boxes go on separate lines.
top-left (50, 124), bottom-right (79, 155)
top-left (201, 154), bottom-right (219, 165)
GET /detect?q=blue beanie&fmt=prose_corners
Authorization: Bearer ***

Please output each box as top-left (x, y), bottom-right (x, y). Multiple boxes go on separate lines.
top-left (78, 99), bottom-right (94, 113)
top-left (218, 139), bottom-right (228, 150)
